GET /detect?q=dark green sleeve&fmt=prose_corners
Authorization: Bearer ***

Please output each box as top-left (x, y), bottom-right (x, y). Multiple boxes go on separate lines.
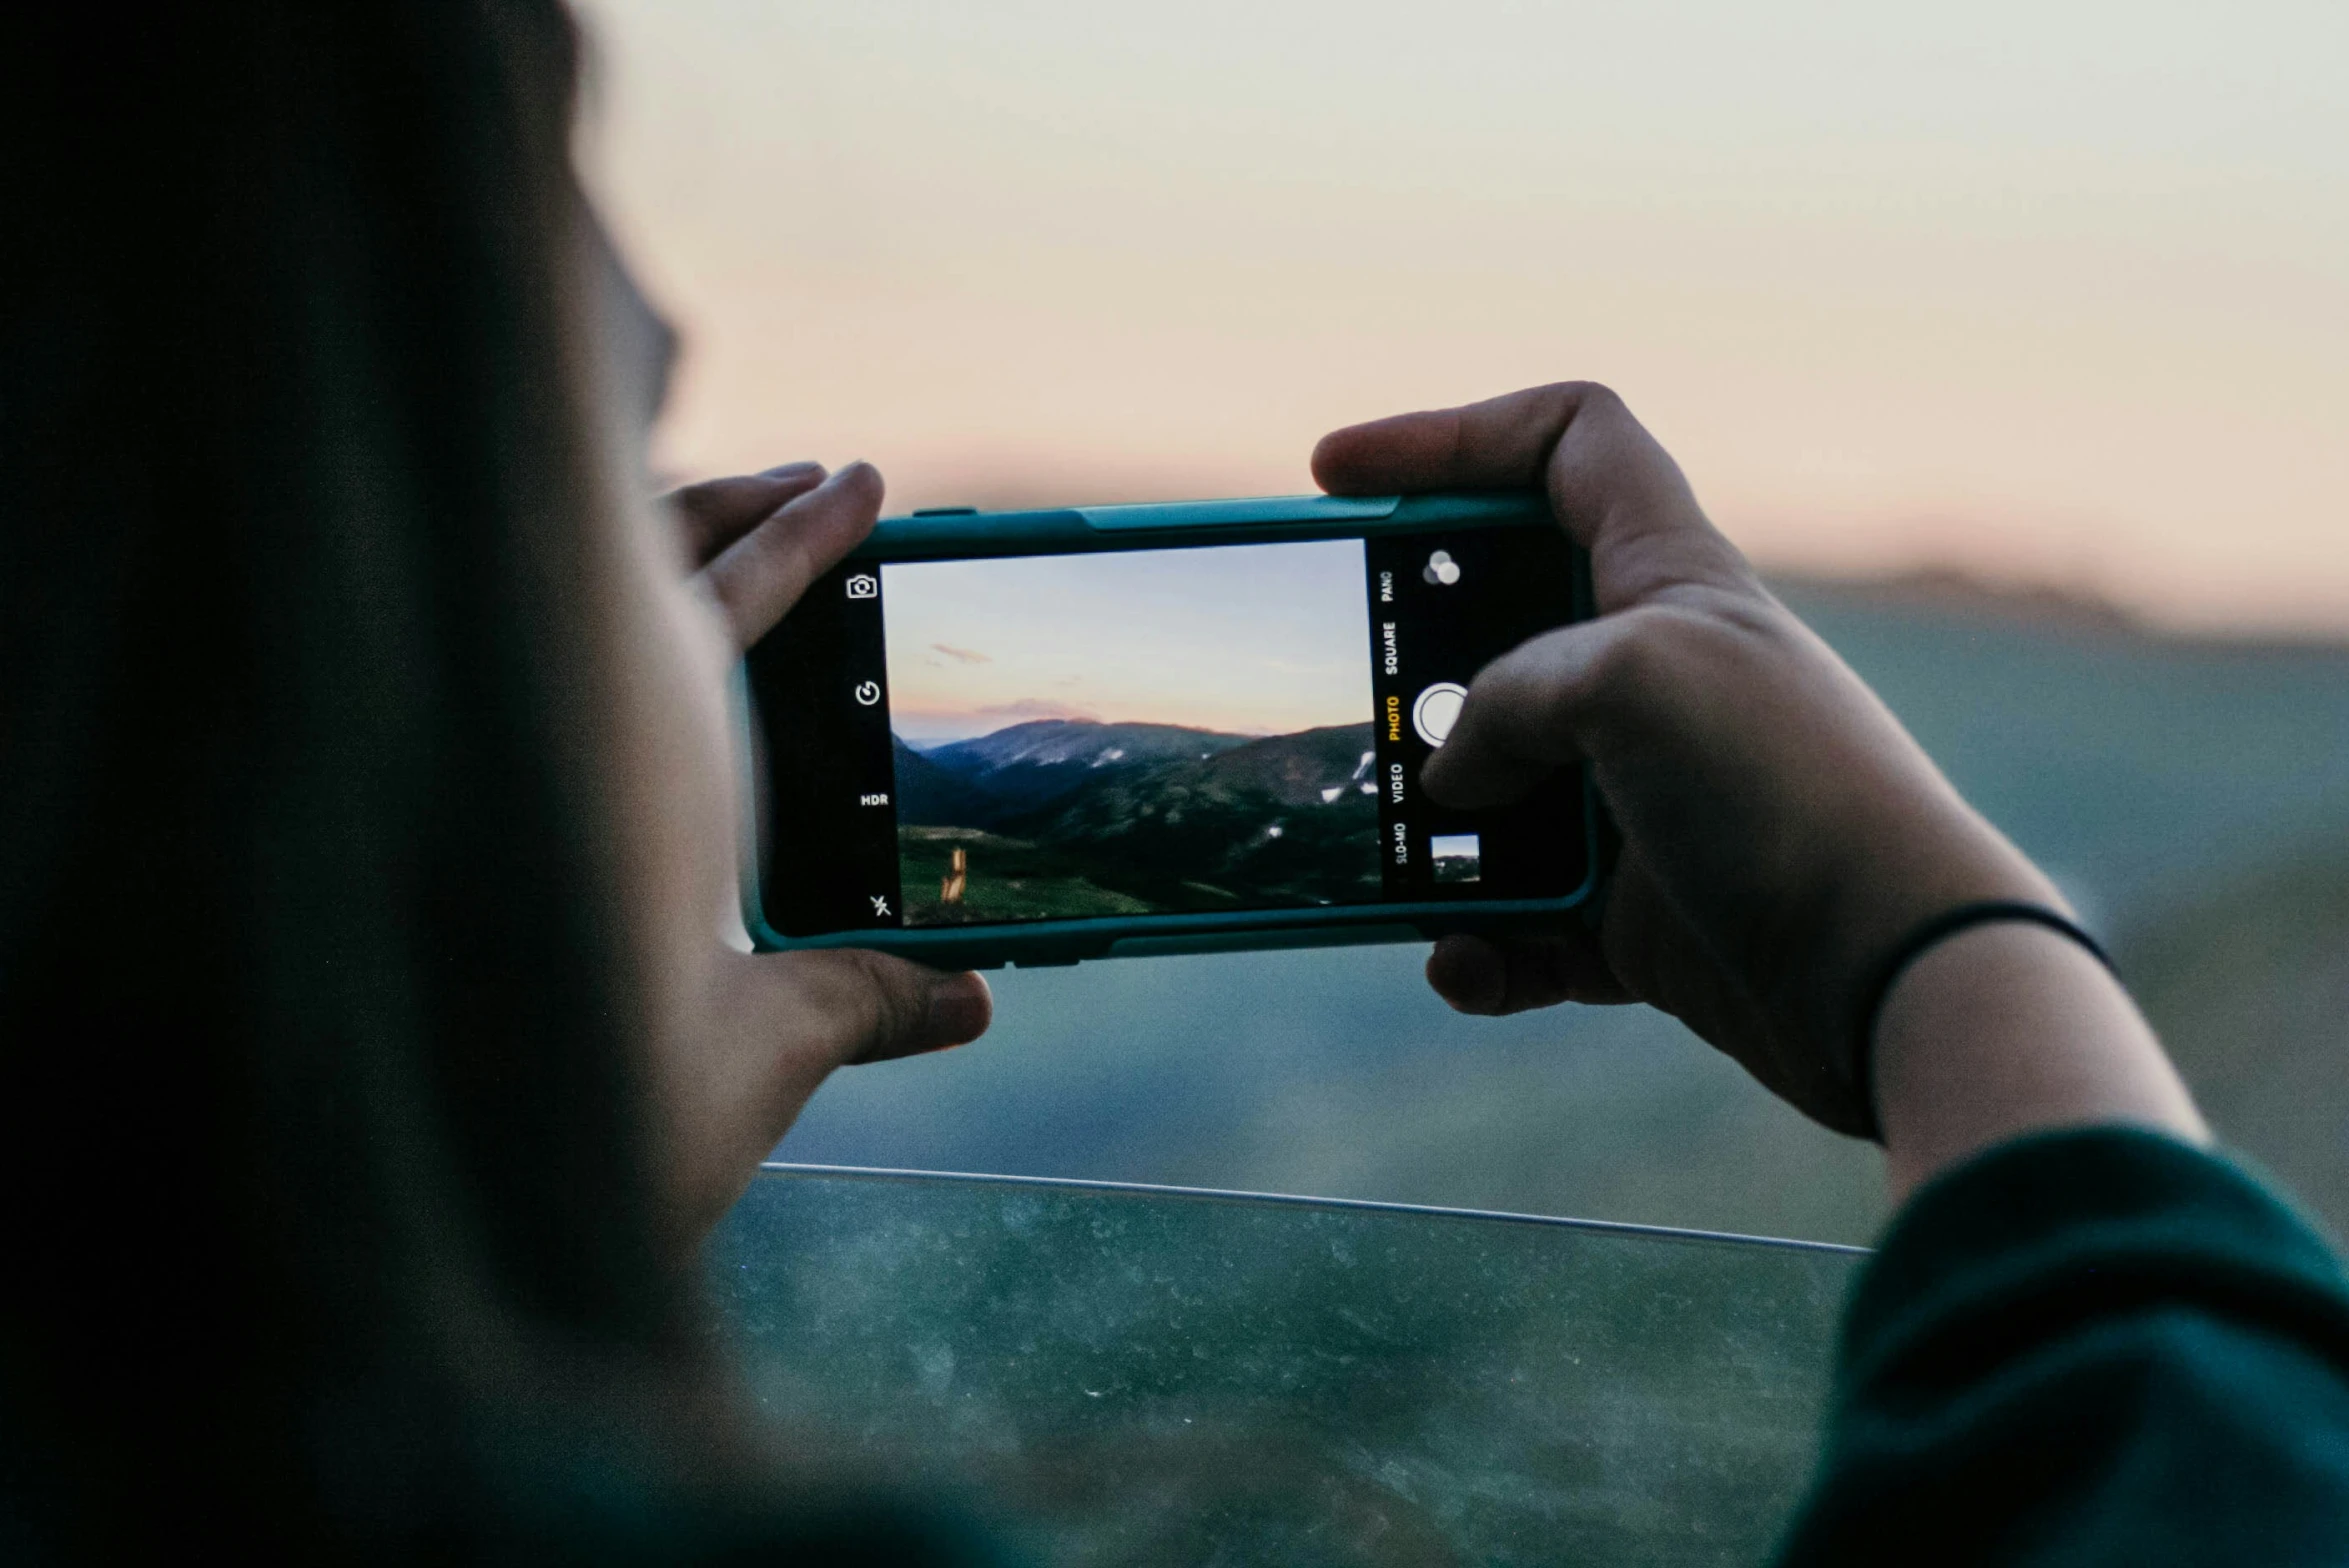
top-left (1776, 1127), bottom-right (2349, 1565)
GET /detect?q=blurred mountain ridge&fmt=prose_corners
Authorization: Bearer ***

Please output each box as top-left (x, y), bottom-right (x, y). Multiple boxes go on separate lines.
top-left (1773, 567), bottom-right (2349, 651)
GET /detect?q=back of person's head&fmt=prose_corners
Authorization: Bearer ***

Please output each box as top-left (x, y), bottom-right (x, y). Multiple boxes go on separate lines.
top-left (0, 5), bottom-right (886, 1559)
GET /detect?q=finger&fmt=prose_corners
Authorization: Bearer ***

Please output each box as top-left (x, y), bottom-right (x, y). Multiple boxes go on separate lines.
top-left (1313, 383), bottom-right (1593, 494)
top-left (754, 947), bottom-right (992, 1070)
top-left (1580, 844), bottom-right (1786, 1080)
top-left (1311, 381), bottom-right (1752, 609)
top-left (1418, 613), bottom-right (1651, 809)
top-left (1585, 842), bottom-right (1693, 1018)
top-left (699, 462), bottom-right (886, 649)
top-left (1425, 929), bottom-right (1631, 1016)
top-left (665, 462), bottom-right (828, 567)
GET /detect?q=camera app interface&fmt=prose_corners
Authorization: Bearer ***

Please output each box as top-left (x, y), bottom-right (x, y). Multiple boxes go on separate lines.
top-left (747, 526), bottom-right (1586, 937)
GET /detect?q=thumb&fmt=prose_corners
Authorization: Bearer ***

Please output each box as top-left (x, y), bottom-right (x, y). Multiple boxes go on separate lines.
top-left (1419, 613), bottom-right (1649, 810)
top-left (751, 948), bottom-right (994, 1070)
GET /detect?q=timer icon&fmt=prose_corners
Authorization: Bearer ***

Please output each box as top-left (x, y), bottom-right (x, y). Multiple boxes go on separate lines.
top-left (853, 680), bottom-right (881, 707)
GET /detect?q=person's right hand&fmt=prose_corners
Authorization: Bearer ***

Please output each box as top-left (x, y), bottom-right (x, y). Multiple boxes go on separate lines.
top-left (1312, 384), bottom-right (2062, 1138)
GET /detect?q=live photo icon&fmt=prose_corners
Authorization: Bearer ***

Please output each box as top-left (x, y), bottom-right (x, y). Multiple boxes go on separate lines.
top-left (845, 573), bottom-right (878, 600)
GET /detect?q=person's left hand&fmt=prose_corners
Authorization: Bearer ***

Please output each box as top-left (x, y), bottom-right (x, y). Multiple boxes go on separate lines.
top-left (651, 458), bottom-right (992, 1244)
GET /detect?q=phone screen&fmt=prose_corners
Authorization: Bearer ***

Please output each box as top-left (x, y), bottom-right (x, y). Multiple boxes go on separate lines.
top-left (746, 524), bottom-right (1587, 939)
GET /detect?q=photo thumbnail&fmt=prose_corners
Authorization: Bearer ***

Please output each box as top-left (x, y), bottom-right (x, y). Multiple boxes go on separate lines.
top-left (1430, 833), bottom-right (1482, 885)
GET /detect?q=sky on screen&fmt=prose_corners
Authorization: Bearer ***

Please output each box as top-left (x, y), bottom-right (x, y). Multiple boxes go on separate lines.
top-left (881, 540), bottom-right (1374, 744)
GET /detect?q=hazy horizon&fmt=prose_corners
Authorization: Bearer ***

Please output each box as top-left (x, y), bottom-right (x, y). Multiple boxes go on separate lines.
top-left (880, 540), bottom-right (1375, 746)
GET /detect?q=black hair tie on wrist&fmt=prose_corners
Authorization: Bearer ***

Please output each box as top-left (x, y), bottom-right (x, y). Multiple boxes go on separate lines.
top-left (1849, 900), bottom-right (2117, 1143)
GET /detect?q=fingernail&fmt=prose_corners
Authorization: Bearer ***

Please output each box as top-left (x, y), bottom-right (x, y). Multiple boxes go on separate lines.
top-left (760, 460), bottom-right (825, 481)
top-left (923, 974), bottom-right (991, 1050)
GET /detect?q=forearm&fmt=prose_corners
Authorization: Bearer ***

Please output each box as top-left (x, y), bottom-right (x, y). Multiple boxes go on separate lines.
top-left (1872, 921), bottom-right (2206, 1202)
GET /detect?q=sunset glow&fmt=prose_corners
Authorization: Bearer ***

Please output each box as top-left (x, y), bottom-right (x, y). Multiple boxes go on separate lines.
top-left (577, 0), bottom-right (2349, 634)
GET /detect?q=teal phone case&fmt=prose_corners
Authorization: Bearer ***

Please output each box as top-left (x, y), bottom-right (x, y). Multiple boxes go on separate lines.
top-left (740, 491), bottom-right (1601, 969)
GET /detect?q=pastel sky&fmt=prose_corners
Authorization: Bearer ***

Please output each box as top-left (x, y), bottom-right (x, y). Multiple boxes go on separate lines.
top-left (575, 0), bottom-right (2349, 634)
top-left (880, 540), bottom-right (1374, 745)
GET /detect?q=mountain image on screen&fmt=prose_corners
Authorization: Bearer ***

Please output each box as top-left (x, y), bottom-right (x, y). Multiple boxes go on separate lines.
top-left (893, 718), bottom-right (1381, 924)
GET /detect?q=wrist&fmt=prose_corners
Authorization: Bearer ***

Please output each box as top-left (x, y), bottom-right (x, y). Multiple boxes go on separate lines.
top-left (1871, 919), bottom-right (2206, 1201)
top-left (1783, 800), bottom-right (2061, 1136)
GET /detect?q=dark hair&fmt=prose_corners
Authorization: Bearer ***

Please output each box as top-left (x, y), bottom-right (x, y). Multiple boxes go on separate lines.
top-left (0, 4), bottom-right (753, 1556)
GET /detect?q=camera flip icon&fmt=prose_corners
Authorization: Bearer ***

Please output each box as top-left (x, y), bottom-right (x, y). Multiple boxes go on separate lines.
top-left (845, 573), bottom-right (878, 600)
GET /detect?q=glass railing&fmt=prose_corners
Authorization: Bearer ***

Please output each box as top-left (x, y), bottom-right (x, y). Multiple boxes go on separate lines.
top-left (710, 1165), bottom-right (1864, 1565)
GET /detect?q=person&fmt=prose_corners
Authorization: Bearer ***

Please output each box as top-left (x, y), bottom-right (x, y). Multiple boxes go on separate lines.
top-left (3, 4), bottom-right (2345, 1564)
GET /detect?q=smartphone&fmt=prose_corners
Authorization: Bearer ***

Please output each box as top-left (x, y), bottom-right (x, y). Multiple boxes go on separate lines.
top-left (739, 491), bottom-right (1598, 969)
